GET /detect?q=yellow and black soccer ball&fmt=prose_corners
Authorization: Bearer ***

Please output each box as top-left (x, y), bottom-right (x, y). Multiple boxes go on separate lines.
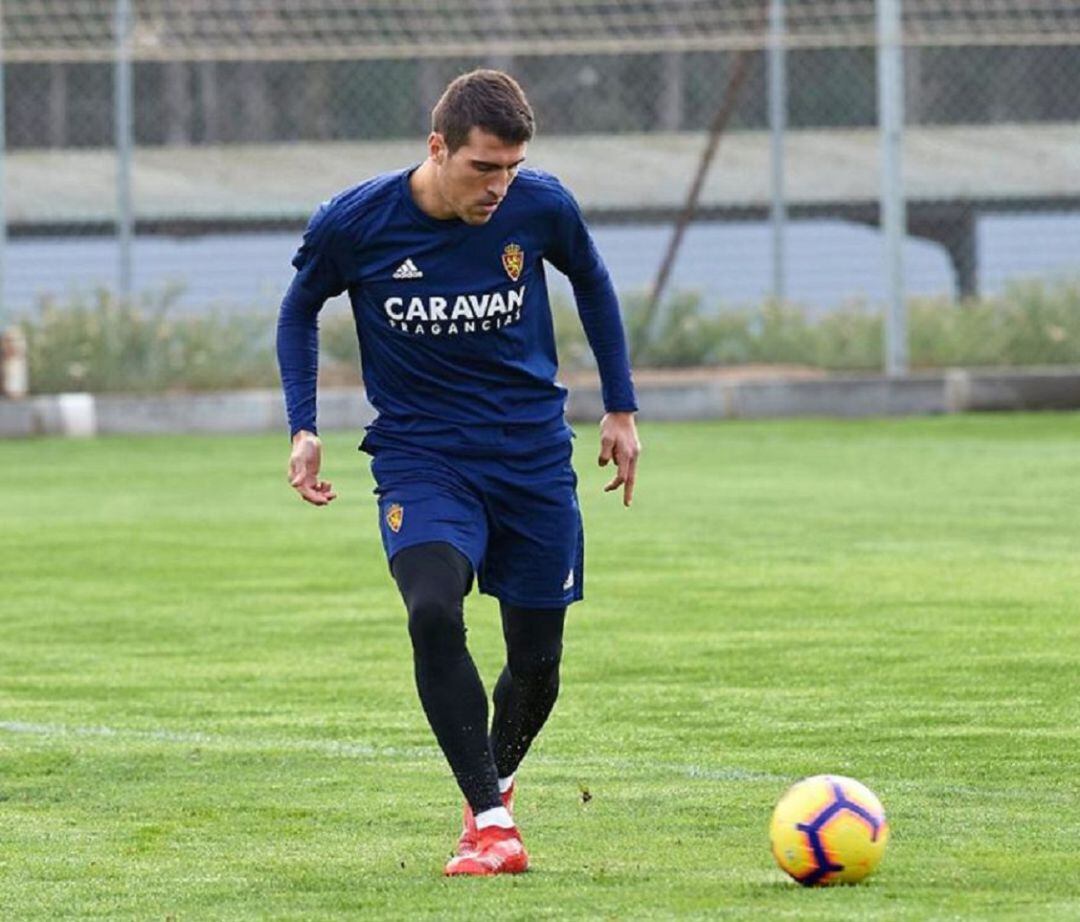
top-left (769, 774), bottom-right (889, 886)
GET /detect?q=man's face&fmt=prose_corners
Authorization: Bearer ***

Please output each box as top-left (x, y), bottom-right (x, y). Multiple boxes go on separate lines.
top-left (430, 127), bottom-right (527, 225)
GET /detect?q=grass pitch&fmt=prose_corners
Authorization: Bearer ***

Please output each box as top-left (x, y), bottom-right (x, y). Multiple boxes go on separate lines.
top-left (2, 415), bottom-right (1078, 919)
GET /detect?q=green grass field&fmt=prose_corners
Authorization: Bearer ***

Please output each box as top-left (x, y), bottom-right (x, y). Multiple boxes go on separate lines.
top-left (2, 416), bottom-right (1078, 919)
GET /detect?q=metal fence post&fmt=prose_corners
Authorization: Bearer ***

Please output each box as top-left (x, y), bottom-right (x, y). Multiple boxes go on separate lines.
top-left (877, 0), bottom-right (907, 376)
top-left (114, 0), bottom-right (134, 303)
top-left (0, 8), bottom-right (6, 333)
top-left (768, 0), bottom-right (787, 304)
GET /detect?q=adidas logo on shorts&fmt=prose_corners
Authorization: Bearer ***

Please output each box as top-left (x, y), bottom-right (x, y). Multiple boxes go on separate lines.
top-left (392, 258), bottom-right (424, 279)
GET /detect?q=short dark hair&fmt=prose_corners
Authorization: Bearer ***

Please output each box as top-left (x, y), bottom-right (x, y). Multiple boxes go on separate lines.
top-left (432, 69), bottom-right (535, 153)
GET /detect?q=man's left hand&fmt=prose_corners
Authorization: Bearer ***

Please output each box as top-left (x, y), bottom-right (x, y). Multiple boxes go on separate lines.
top-left (598, 411), bottom-right (641, 507)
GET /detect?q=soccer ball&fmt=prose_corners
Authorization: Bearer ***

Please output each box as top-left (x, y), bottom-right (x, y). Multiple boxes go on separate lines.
top-left (769, 774), bottom-right (889, 886)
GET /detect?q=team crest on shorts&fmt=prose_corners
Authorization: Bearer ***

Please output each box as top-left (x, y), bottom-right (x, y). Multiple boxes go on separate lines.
top-left (385, 503), bottom-right (404, 533)
top-left (501, 243), bottom-right (524, 281)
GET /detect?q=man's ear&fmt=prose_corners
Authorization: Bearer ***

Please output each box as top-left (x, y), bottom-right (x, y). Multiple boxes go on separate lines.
top-left (428, 131), bottom-right (447, 165)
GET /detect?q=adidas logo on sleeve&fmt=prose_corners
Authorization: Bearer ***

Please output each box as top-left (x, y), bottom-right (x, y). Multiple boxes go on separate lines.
top-left (393, 259), bottom-right (424, 279)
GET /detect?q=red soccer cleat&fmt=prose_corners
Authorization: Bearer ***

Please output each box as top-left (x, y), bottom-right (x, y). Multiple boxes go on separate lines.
top-left (455, 782), bottom-right (516, 856)
top-left (444, 824), bottom-right (529, 877)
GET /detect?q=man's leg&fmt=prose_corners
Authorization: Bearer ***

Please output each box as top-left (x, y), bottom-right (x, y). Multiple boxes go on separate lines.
top-left (391, 542), bottom-right (502, 816)
top-left (490, 603), bottom-right (567, 783)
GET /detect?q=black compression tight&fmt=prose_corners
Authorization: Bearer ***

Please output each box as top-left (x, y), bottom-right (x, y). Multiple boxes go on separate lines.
top-left (490, 603), bottom-right (565, 780)
top-left (391, 542), bottom-right (566, 814)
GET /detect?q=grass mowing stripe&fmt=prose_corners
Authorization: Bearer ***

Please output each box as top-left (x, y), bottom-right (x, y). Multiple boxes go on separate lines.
top-left (1, 719), bottom-right (786, 784)
top-left (6, 719), bottom-right (1066, 801)
top-left (0, 720), bottom-right (431, 760)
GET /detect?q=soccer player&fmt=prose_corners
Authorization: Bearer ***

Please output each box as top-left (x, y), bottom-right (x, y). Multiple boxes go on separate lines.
top-left (276, 69), bottom-right (640, 876)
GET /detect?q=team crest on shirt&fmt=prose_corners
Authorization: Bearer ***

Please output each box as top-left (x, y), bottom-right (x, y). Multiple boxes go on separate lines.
top-left (386, 503), bottom-right (404, 533)
top-left (502, 243), bottom-right (524, 281)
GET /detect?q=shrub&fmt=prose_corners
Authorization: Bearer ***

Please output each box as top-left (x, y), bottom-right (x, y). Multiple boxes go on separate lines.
top-left (19, 289), bottom-right (362, 394)
top-left (17, 278), bottom-right (1080, 394)
top-left (554, 279), bottom-right (1080, 373)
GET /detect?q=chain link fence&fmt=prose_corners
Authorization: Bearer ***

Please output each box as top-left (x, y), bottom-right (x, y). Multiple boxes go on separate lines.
top-left (2, 1), bottom-right (1079, 391)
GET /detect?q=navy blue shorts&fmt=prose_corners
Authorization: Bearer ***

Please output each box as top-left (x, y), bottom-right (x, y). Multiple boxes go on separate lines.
top-left (368, 440), bottom-right (584, 608)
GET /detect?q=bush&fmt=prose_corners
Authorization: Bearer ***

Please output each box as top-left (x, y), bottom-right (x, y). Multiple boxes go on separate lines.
top-left (19, 289), bottom-right (361, 394)
top-left (17, 279), bottom-right (1080, 394)
top-left (553, 279), bottom-right (1080, 373)
top-left (909, 279), bottom-right (1080, 368)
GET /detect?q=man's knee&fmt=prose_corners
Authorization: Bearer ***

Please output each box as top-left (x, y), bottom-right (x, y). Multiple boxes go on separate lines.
top-left (508, 642), bottom-right (561, 687)
top-left (406, 593), bottom-right (465, 657)
top-left (502, 604), bottom-right (565, 687)
top-left (392, 542), bottom-right (473, 659)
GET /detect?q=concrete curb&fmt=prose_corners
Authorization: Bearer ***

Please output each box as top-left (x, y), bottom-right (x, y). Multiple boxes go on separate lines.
top-left (4, 369), bottom-right (1080, 438)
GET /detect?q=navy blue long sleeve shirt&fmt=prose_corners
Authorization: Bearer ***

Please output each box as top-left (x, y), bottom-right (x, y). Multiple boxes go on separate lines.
top-left (276, 166), bottom-right (637, 453)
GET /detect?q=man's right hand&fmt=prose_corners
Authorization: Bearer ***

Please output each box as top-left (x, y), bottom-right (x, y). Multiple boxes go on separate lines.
top-left (288, 430), bottom-right (338, 506)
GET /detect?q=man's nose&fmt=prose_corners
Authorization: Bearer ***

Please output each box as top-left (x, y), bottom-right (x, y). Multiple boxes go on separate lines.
top-left (488, 172), bottom-right (511, 198)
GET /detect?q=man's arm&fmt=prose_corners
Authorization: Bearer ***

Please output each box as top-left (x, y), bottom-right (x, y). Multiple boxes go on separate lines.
top-left (547, 186), bottom-right (641, 506)
top-left (573, 266), bottom-right (641, 507)
top-left (276, 202), bottom-right (347, 507)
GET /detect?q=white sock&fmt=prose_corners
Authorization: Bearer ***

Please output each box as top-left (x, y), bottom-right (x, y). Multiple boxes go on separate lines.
top-left (497, 773), bottom-right (515, 795)
top-left (475, 806), bottom-right (514, 830)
